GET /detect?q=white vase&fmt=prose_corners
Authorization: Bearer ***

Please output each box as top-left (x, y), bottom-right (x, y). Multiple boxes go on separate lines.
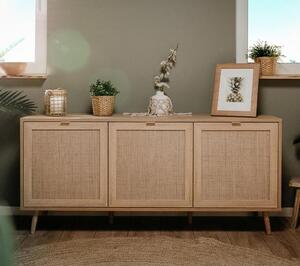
top-left (148, 90), bottom-right (173, 116)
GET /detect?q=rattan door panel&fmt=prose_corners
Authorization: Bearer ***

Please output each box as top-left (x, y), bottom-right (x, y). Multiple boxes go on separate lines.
top-left (194, 123), bottom-right (279, 208)
top-left (23, 122), bottom-right (108, 207)
top-left (109, 123), bottom-right (193, 207)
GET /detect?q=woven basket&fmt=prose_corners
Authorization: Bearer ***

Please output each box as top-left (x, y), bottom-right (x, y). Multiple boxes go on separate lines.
top-left (92, 96), bottom-right (115, 116)
top-left (44, 89), bottom-right (67, 116)
top-left (255, 57), bottom-right (277, 76)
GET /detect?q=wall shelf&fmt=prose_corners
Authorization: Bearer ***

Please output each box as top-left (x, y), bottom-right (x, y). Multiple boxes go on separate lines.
top-left (0, 74), bottom-right (47, 80)
top-left (260, 74), bottom-right (300, 80)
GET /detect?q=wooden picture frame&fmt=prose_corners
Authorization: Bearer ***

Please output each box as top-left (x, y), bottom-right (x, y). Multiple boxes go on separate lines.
top-left (211, 63), bottom-right (260, 117)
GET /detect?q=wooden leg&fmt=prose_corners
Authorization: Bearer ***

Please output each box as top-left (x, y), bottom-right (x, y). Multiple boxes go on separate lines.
top-left (263, 212), bottom-right (271, 235)
top-left (31, 211), bottom-right (39, 234)
top-left (188, 212), bottom-right (193, 225)
top-left (291, 189), bottom-right (300, 229)
top-left (109, 212), bottom-right (114, 225)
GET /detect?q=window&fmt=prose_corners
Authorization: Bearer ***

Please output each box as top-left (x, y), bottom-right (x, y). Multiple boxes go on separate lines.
top-left (0, 0), bottom-right (47, 74)
top-left (236, 0), bottom-right (300, 74)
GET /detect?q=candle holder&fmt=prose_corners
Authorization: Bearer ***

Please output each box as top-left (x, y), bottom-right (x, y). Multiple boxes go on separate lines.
top-left (44, 89), bottom-right (67, 116)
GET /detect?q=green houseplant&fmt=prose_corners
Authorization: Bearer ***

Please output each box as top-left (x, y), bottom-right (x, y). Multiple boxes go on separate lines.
top-left (89, 79), bottom-right (119, 116)
top-left (0, 89), bottom-right (36, 115)
top-left (249, 41), bottom-right (283, 76)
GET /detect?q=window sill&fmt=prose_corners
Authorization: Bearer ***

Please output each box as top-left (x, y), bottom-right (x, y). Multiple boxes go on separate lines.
top-left (0, 74), bottom-right (47, 80)
top-left (260, 74), bottom-right (300, 80)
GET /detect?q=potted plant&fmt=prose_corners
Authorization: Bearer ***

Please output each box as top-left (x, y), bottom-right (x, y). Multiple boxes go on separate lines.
top-left (148, 45), bottom-right (178, 116)
top-left (89, 79), bottom-right (119, 116)
top-left (249, 41), bottom-right (283, 76)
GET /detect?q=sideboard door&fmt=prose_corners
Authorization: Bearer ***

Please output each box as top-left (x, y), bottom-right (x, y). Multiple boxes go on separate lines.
top-left (109, 122), bottom-right (193, 207)
top-left (22, 122), bottom-right (108, 208)
top-left (194, 123), bottom-right (279, 209)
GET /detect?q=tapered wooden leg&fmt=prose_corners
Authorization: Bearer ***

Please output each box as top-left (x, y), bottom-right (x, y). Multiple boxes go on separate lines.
top-left (291, 189), bottom-right (300, 229)
top-left (263, 212), bottom-right (271, 235)
top-left (31, 211), bottom-right (39, 234)
top-left (109, 212), bottom-right (114, 225)
top-left (188, 212), bottom-right (193, 225)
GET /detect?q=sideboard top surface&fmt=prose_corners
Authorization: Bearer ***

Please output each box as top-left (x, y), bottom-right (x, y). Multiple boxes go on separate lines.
top-left (21, 113), bottom-right (282, 123)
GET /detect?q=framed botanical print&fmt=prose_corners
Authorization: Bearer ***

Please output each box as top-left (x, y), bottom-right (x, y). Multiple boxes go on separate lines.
top-left (211, 63), bottom-right (260, 117)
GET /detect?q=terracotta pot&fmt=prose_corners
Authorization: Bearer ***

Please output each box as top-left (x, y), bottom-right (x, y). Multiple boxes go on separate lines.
top-left (0, 62), bottom-right (27, 76)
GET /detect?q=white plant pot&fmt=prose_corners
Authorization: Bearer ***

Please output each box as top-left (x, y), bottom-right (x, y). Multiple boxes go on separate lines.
top-left (148, 90), bottom-right (173, 116)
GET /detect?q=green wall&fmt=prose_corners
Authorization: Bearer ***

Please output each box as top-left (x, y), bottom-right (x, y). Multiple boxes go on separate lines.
top-left (1, 0), bottom-right (298, 207)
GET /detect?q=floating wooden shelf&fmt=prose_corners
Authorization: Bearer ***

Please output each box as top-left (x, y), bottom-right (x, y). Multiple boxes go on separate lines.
top-left (0, 74), bottom-right (47, 80)
top-left (260, 74), bottom-right (300, 80)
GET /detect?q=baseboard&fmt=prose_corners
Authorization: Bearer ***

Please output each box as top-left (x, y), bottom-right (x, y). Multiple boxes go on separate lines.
top-left (0, 206), bottom-right (293, 217)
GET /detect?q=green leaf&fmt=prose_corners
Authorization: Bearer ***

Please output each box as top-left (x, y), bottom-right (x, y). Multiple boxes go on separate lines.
top-left (89, 79), bottom-right (119, 96)
top-left (0, 89), bottom-right (37, 115)
top-left (249, 40), bottom-right (283, 59)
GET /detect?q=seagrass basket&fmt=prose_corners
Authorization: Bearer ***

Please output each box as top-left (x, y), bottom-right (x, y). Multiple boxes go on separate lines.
top-left (92, 96), bottom-right (115, 116)
top-left (255, 57), bottom-right (277, 76)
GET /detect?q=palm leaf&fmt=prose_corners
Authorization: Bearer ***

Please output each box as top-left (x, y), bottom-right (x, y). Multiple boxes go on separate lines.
top-left (0, 89), bottom-right (37, 115)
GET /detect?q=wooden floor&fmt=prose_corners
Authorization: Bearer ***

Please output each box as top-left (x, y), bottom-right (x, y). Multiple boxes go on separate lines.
top-left (14, 216), bottom-right (300, 261)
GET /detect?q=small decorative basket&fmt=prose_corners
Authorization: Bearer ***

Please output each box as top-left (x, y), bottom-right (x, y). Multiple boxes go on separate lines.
top-left (92, 96), bottom-right (115, 116)
top-left (255, 57), bottom-right (277, 76)
top-left (44, 89), bottom-right (67, 116)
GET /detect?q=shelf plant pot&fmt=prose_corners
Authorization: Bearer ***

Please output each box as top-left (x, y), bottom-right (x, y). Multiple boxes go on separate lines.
top-left (0, 62), bottom-right (27, 76)
top-left (92, 96), bottom-right (115, 116)
top-left (254, 57), bottom-right (277, 76)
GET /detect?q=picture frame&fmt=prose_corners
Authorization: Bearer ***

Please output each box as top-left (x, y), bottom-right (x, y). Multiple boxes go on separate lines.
top-left (211, 63), bottom-right (260, 117)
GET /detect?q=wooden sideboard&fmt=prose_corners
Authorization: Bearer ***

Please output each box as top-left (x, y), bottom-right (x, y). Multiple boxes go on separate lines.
top-left (20, 114), bottom-right (282, 234)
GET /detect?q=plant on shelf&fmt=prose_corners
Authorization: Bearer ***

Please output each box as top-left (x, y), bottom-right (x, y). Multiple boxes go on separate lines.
top-left (153, 44), bottom-right (178, 93)
top-left (90, 79), bottom-right (119, 96)
top-left (0, 88), bottom-right (36, 115)
top-left (249, 41), bottom-right (283, 76)
top-left (89, 79), bottom-right (119, 116)
top-left (148, 45), bottom-right (178, 116)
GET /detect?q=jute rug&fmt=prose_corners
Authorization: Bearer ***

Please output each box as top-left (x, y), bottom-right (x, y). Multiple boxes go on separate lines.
top-left (17, 236), bottom-right (299, 266)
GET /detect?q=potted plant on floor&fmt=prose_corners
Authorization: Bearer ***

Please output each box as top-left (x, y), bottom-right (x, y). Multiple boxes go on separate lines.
top-left (90, 79), bottom-right (119, 116)
top-left (249, 41), bottom-right (283, 76)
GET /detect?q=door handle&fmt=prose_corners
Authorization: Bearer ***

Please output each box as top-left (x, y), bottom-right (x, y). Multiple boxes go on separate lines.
top-left (232, 122), bottom-right (241, 126)
top-left (146, 122), bottom-right (156, 126)
top-left (60, 121), bottom-right (70, 126)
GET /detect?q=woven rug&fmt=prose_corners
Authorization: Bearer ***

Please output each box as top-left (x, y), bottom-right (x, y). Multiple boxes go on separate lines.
top-left (17, 236), bottom-right (299, 266)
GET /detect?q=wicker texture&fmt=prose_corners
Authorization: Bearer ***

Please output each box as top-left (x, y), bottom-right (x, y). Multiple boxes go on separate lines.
top-left (200, 131), bottom-right (270, 201)
top-left (32, 130), bottom-right (100, 200)
top-left (116, 131), bottom-right (185, 201)
top-left (255, 57), bottom-right (277, 76)
top-left (44, 89), bottom-right (67, 116)
top-left (16, 237), bottom-right (299, 266)
top-left (109, 123), bottom-right (193, 207)
top-left (23, 122), bottom-right (108, 208)
top-left (92, 96), bottom-right (115, 116)
top-left (194, 122), bottom-right (279, 208)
